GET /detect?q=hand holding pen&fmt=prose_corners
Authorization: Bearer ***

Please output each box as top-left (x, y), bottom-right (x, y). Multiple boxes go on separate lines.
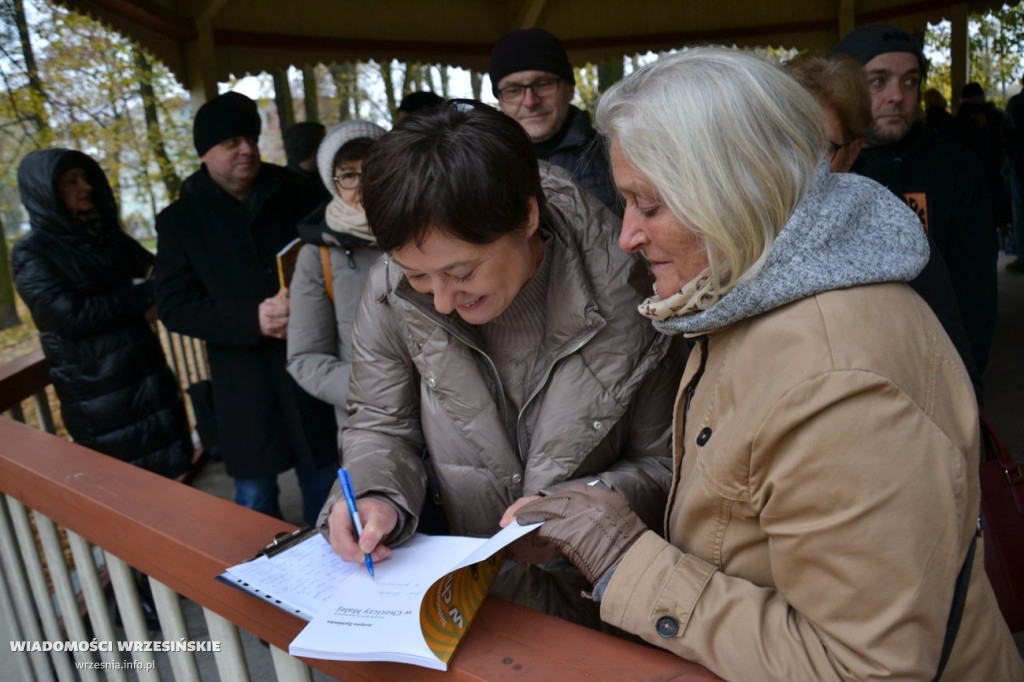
top-left (328, 468), bottom-right (399, 574)
top-left (338, 468), bottom-right (375, 578)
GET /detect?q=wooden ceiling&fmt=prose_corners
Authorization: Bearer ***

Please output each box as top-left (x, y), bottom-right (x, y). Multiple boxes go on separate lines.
top-left (57, 0), bottom-right (1008, 85)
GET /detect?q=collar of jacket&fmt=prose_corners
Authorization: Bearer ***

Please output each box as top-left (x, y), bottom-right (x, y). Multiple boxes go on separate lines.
top-left (182, 162), bottom-right (287, 217)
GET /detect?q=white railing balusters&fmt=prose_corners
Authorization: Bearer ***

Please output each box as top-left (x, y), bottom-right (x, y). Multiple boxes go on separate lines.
top-left (0, 495), bottom-right (51, 681)
top-left (149, 579), bottom-right (201, 682)
top-left (103, 554), bottom-right (159, 681)
top-left (7, 498), bottom-right (76, 681)
top-left (269, 644), bottom-right (313, 682)
top-left (35, 512), bottom-right (99, 681)
top-left (202, 608), bottom-right (249, 681)
top-left (65, 530), bottom-right (125, 682)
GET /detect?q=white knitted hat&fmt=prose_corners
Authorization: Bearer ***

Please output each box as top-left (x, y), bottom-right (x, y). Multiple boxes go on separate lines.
top-left (317, 120), bottom-right (387, 197)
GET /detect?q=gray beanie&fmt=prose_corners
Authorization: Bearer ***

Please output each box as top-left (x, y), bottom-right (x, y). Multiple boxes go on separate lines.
top-left (832, 24), bottom-right (926, 75)
top-left (317, 120), bottom-right (387, 198)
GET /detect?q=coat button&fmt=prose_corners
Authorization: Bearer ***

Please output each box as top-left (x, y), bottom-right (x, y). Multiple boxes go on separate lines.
top-left (426, 376), bottom-right (436, 388)
top-left (511, 473), bottom-right (522, 484)
top-left (593, 420), bottom-right (603, 430)
top-left (696, 427), bottom-right (712, 446)
top-left (656, 615), bottom-right (679, 638)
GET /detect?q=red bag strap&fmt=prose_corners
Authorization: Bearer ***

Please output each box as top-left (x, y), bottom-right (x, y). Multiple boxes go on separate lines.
top-left (319, 245), bottom-right (335, 305)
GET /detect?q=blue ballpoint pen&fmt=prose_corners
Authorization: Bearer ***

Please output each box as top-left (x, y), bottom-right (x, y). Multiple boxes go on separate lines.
top-left (338, 468), bottom-right (375, 578)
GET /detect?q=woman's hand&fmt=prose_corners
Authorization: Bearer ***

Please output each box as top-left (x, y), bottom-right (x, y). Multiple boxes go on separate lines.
top-left (327, 496), bottom-right (398, 564)
top-left (500, 496), bottom-right (562, 563)
top-left (515, 483), bottom-right (648, 584)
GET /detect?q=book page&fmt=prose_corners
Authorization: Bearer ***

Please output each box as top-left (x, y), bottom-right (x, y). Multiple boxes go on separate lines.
top-left (219, 533), bottom-right (359, 620)
top-left (288, 523), bottom-right (539, 669)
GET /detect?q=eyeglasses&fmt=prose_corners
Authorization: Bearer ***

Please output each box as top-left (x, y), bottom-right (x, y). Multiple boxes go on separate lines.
top-left (828, 140), bottom-right (852, 162)
top-left (332, 170), bottom-right (362, 190)
top-left (496, 78), bottom-right (562, 104)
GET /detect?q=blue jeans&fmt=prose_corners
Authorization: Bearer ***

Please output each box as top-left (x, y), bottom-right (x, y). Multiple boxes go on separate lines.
top-left (234, 464), bottom-right (337, 527)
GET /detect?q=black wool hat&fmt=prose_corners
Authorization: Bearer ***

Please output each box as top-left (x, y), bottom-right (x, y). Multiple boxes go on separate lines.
top-left (193, 92), bottom-right (262, 157)
top-left (398, 91), bottom-right (444, 114)
top-left (488, 28), bottom-right (574, 96)
top-left (832, 24), bottom-right (926, 75)
top-left (282, 121), bottom-right (325, 165)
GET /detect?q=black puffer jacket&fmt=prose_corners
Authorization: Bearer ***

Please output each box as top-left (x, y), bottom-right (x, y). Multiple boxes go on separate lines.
top-left (11, 149), bottom-right (191, 477)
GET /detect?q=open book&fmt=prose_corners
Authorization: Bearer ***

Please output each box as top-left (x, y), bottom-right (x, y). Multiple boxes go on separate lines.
top-left (218, 522), bottom-right (539, 670)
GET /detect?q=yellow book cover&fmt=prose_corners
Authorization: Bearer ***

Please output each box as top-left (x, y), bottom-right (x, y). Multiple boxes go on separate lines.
top-left (275, 237), bottom-right (303, 289)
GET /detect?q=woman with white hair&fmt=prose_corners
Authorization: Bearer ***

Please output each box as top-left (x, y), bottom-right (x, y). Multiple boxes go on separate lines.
top-left (515, 48), bottom-right (1023, 680)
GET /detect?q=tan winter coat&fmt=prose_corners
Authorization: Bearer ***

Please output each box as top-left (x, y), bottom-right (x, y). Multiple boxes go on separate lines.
top-left (601, 283), bottom-right (1023, 681)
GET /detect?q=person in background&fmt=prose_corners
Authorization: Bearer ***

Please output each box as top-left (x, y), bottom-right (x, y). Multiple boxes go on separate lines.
top-left (318, 101), bottom-right (684, 628)
top-left (155, 92), bottom-right (337, 526)
top-left (513, 47), bottom-right (1022, 681)
top-left (287, 120), bottom-right (386, 445)
top-left (282, 121), bottom-right (328, 190)
top-left (13, 148), bottom-right (191, 479)
top-left (786, 52), bottom-right (984, 404)
top-left (1007, 75), bottom-right (1024, 272)
top-left (488, 28), bottom-right (621, 215)
top-left (923, 87), bottom-right (954, 134)
top-left (396, 91), bottom-right (444, 122)
top-left (832, 24), bottom-right (997, 374)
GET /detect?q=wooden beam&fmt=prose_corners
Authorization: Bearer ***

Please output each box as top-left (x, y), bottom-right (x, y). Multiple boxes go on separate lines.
top-left (72, 0), bottom-right (195, 41)
top-left (0, 417), bottom-right (722, 681)
top-left (513, 0), bottom-right (549, 29)
top-left (0, 349), bottom-right (48, 412)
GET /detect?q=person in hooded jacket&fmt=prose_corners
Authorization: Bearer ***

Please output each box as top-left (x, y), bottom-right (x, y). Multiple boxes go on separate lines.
top-left (286, 120), bottom-right (386, 441)
top-left (11, 149), bottom-right (191, 478)
top-left (514, 49), bottom-right (1023, 681)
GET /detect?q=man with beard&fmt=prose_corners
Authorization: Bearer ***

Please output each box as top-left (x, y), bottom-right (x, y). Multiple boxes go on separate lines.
top-left (488, 28), bottom-right (621, 215)
top-left (834, 25), bottom-right (997, 373)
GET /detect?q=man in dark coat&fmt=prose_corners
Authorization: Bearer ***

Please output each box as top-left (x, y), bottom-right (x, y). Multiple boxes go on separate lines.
top-left (488, 28), bottom-right (621, 216)
top-left (154, 92), bottom-right (337, 525)
top-left (833, 25), bottom-right (997, 373)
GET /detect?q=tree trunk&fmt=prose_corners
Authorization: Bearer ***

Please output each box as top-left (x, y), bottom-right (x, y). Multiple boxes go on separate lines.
top-left (471, 71), bottom-right (483, 101)
top-left (12, 0), bottom-right (51, 145)
top-left (0, 214), bottom-right (20, 330)
top-left (273, 69), bottom-right (295, 132)
top-left (378, 60), bottom-right (399, 123)
top-left (598, 57), bottom-right (623, 93)
top-left (302, 66), bottom-right (319, 122)
top-left (133, 46), bottom-right (182, 201)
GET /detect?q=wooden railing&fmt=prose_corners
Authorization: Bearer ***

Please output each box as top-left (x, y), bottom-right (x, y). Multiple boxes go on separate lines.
top-left (0, 350), bottom-right (722, 681)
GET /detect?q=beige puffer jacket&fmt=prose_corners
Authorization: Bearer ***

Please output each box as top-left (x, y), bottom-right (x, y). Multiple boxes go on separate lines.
top-left (320, 166), bottom-right (684, 545)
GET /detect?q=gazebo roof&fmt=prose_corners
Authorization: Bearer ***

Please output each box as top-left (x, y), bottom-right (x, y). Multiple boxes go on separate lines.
top-left (57, 0), bottom-right (1006, 86)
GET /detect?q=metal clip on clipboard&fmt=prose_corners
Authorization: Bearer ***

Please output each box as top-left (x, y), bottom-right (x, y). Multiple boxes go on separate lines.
top-left (251, 526), bottom-right (319, 560)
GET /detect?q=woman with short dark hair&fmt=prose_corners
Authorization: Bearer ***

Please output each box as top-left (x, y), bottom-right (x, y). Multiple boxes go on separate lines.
top-left (318, 102), bottom-right (685, 626)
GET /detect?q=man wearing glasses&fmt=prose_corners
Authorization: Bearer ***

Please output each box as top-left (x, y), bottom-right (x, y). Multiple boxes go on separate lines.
top-left (488, 28), bottom-right (621, 215)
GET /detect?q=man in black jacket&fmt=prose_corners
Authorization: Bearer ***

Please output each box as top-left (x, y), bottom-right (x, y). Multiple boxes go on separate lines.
top-left (488, 28), bottom-right (621, 216)
top-left (834, 25), bottom-right (997, 373)
top-left (154, 92), bottom-right (336, 525)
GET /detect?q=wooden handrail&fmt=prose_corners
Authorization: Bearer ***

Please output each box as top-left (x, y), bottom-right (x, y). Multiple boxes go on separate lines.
top-left (0, 348), bottom-right (48, 412)
top-left (0, 416), bottom-right (722, 681)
